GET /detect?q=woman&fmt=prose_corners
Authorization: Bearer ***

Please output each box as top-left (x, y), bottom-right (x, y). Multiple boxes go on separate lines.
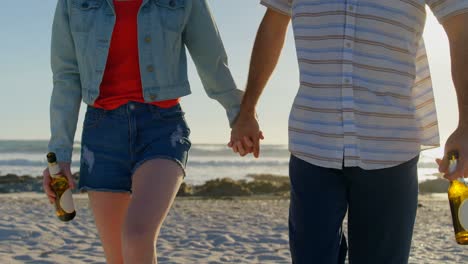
top-left (42, 0), bottom-right (253, 263)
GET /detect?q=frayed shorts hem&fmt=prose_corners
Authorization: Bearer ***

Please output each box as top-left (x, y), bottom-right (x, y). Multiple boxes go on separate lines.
top-left (132, 155), bottom-right (187, 178)
top-left (79, 186), bottom-right (132, 194)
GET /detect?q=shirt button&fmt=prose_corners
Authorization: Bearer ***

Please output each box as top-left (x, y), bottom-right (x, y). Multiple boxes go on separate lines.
top-left (150, 95), bottom-right (157, 100)
top-left (348, 5), bottom-right (355, 11)
top-left (345, 42), bottom-right (352, 48)
top-left (145, 36), bottom-right (151, 43)
top-left (147, 65), bottom-right (154, 72)
top-left (344, 78), bottom-right (351, 84)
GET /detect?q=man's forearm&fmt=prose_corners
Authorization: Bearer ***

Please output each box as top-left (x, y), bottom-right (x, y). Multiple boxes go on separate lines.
top-left (444, 13), bottom-right (468, 127)
top-left (239, 9), bottom-right (290, 117)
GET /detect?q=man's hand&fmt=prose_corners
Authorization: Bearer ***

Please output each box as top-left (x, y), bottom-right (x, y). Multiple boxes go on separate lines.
top-left (436, 126), bottom-right (468, 181)
top-left (43, 162), bottom-right (75, 204)
top-left (229, 113), bottom-right (264, 158)
top-left (226, 9), bottom-right (288, 158)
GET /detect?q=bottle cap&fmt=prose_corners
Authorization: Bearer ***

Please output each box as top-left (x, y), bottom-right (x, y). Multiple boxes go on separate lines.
top-left (47, 152), bottom-right (57, 163)
top-left (448, 150), bottom-right (459, 161)
top-left (447, 150), bottom-right (460, 175)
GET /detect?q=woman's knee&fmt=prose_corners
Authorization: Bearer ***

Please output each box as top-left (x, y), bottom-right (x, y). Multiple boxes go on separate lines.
top-left (122, 217), bottom-right (162, 245)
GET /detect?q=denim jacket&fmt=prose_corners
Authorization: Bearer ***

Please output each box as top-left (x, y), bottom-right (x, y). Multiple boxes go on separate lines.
top-left (49, 0), bottom-right (243, 162)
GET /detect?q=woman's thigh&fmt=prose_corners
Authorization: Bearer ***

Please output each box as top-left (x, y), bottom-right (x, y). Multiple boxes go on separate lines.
top-left (125, 159), bottom-right (184, 237)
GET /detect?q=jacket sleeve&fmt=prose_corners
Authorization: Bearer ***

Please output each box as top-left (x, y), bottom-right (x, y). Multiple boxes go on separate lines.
top-left (48, 0), bottom-right (82, 162)
top-left (183, 0), bottom-right (243, 127)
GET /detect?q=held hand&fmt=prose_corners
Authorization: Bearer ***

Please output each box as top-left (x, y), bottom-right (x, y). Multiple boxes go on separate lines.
top-left (42, 162), bottom-right (75, 204)
top-left (228, 113), bottom-right (264, 158)
top-left (436, 126), bottom-right (468, 181)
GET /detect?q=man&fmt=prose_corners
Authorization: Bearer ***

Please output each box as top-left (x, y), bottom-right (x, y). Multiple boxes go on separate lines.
top-left (230, 0), bottom-right (468, 263)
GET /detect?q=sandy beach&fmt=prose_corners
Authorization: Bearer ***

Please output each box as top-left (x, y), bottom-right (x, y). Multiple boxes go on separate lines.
top-left (0, 193), bottom-right (467, 264)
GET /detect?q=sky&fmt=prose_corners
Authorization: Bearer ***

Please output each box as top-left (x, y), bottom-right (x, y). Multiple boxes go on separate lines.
top-left (0, 1), bottom-right (459, 146)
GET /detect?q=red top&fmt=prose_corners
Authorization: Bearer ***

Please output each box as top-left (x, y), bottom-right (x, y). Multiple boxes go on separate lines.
top-left (94, 0), bottom-right (179, 110)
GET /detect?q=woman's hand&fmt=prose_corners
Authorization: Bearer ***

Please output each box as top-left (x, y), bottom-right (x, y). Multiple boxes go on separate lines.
top-left (42, 162), bottom-right (75, 204)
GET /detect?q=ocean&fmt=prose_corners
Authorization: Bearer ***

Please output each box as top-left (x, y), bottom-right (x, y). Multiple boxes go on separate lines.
top-left (0, 140), bottom-right (443, 185)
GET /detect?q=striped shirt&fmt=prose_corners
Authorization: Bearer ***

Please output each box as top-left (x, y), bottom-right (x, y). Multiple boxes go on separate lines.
top-left (261, 0), bottom-right (468, 169)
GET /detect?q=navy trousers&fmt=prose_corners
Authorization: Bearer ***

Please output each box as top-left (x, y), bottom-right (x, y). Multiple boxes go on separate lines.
top-left (289, 155), bottom-right (419, 264)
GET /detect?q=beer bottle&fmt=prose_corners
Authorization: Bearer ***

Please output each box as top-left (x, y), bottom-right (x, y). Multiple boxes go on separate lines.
top-left (47, 152), bottom-right (76, 222)
top-left (447, 151), bottom-right (468, 245)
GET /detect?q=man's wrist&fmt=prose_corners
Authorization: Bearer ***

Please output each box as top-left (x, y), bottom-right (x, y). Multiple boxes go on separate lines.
top-left (457, 101), bottom-right (468, 125)
top-left (458, 111), bottom-right (468, 129)
top-left (458, 121), bottom-right (468, 130)
top-left (239, 108), bottom-right (257, 120)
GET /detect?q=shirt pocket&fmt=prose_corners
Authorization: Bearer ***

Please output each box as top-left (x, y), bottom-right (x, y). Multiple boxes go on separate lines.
top-left (70, 0), bottom-right (103, 33)
top-left (153, 0), bottom-right (186, 32)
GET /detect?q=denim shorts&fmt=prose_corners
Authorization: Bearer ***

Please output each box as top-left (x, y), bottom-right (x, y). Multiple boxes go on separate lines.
top-left (78, 102), bottom-right (191, 193)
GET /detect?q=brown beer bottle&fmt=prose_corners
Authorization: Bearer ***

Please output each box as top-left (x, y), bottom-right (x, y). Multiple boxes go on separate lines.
top-left (447, 151), bottom-right (468, 245)
top-left (47, 152), bottom-right (76, 222)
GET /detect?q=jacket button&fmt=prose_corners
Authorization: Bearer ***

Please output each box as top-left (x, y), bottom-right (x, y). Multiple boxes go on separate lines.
top-left (145, 36), bottom-right (151, 43)
top-left (147, 65), bottom-right (154, 72)
top-left (150, 95), bottom-right (157, 100)
top-left (169, 0), bottom-right (175, 7)
top-left (81, 2), bottom-right (89, 8)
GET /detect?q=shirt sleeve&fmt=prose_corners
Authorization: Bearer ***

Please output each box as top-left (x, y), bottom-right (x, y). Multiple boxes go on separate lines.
top-left (260, 0), bottom-right (292, 17)
top-left (426, 0), bottom-right (468, 23)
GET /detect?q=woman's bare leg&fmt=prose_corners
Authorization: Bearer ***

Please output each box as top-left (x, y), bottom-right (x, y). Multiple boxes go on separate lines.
top-left (88, 192), bottom-right (131, 264)
top-left (122, 159), bottom-right (183, 264)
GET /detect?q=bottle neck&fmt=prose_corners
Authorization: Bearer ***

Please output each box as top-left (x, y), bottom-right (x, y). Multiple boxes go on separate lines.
top-left (48, 162), bottom-right (61, 178)
top-left (448, 159), bottom-right (467, 184)
top-left (457, 177), bottom-right (468, 185)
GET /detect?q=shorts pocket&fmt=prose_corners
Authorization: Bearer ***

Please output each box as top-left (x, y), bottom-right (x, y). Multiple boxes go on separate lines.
top-left (151, 104), bottom-right (185, 121)
top-left (83, 106), bottom-right (106, 129)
